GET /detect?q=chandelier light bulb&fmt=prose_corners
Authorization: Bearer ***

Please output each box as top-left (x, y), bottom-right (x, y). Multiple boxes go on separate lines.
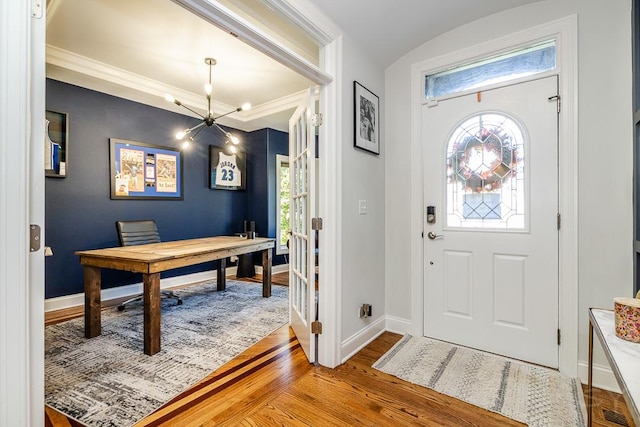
top-left (230, 135), bottom-right (240, 145)
top-left (204, 83), bottom-right (212, 95)
top-left (175, 130), bottom-right (187, 140)
top-left (182, 139), bottom-right (190, 149)
top-left (241, 103), bottom-right (251, 111)
top-left (164, 94), bottom-right (175, 103)
top-left (228, 145), bottom-right (237, 154)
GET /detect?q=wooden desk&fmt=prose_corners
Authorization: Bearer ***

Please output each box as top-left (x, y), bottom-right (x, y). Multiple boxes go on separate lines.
top-left (76, 236), bottom-right (275, 356)
top-left (588, 308), bottom-right (640, 426)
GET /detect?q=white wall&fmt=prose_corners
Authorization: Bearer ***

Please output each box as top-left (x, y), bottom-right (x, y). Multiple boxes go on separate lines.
top-left (339, 33), bottom-right (387, 360)
top-left (385, 0), bottom-right (632, 381)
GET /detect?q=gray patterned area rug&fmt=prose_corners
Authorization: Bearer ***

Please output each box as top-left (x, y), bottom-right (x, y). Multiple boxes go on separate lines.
top-left (373, 335), bottom-right (587, 426)
top-left (45, 280), bottom-right (288, 427)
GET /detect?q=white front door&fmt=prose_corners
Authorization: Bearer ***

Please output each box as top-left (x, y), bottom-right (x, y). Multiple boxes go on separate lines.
top-left (423, 76), bottom-right (559, 368)
top-left (289, 87), bottom-right (316, 363)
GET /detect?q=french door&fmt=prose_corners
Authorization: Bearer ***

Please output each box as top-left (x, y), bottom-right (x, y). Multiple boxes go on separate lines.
top-left (288, 87), bottom-right (316, 362)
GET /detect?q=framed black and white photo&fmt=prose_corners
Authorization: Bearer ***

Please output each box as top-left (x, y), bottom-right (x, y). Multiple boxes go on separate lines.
top-left (354, 81), bottom-right (380, 155)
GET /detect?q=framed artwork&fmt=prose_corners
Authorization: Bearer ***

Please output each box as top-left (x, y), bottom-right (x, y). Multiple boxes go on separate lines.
top-left (45, 109), bottom-right (68, 177)
top-left (209, 145), bottom-right (246, 190)
top-left (354, 81), bottom-right (380, 155)
top-left (109, 138), bottom-right (183, 200)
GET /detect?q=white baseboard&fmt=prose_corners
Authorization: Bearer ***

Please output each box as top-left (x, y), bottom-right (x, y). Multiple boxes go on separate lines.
top-left (255, 263), bottom-right (289, 275)
top-left (46, 263), bottom-right (291, 313)
top-left (45, 269), bottom-right (222, 312)
top-left (385, 315), bottom-right (411, 335)
top-left (577, 361), bottom-right (620, 393)
top-left (341, 316), bottom-right (386, 363)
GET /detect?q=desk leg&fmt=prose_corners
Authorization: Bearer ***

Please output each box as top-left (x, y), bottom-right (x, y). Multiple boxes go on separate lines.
top-left (262, 248), bottom-right (272, 297)
top-left (143, 273), bottom-right (161, 356)
top-left (84, 266), bottom-right (102, 338)
top-left (217, 258), bottom-right (226, 291)
top-left (588, 319), bottom-right (594, 427)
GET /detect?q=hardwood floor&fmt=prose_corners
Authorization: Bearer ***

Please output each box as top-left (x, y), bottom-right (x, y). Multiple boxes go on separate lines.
top-left (45, 273), bottom-right (634, 426)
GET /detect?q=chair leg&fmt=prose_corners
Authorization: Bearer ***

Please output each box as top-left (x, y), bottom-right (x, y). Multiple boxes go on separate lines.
top-left (118, 290), bottom-right (182, 311)
top-left (118, 294), bottom-right (143, 311)
top-left (162, 290), bottom-right (182, 305)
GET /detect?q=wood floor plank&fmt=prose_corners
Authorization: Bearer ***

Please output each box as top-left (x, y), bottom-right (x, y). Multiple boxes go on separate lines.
top-left (204, 345), bottom-right (313, 427)
top-left (238, 403), bottom-right (315, 427)
top-left (582, 384), bottom-right (636, 427)
top-left (45, 406), bottom-right (74, 427)
top-left (250, 394), bottom-right (349, 427)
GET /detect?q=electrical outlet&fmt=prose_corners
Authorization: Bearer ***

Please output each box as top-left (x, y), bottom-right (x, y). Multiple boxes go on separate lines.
top-left (359, 303), bottom-right (372, 318)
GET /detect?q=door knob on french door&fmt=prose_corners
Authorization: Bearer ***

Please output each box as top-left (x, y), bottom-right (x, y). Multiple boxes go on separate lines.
top-left (427, 232), bottom-right (443, 240)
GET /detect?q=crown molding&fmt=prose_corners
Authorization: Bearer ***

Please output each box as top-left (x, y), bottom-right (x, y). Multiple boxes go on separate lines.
top-left (259, 0), bottom-right (341, 46)
top-left (46, 45), bottom-right (307, 128)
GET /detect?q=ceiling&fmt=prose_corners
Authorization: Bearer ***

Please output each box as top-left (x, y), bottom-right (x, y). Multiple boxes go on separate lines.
top-left (306, 0), bottom-right (544, 67)
top-left (46, 0), bottom-right (319, 132)
top-left (46, 0), bottom-right (543, 133)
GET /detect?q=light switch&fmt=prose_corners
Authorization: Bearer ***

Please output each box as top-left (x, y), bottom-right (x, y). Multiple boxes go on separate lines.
top-left (359, 199), bottom-right (367, 215)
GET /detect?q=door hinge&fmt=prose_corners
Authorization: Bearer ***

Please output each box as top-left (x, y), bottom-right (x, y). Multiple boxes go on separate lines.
top-left (557, 213), bottom-right (561, 230)
top-left (312, 217), bottom-right (323, 231)
top-left (548, 95), bottom-right (561, 113)
top-left (312, 113), bottom-right (323, 127)
top-left (557, 329), bottom-right (561, 345)
top-left (31, 0), bottom-right (43, 18)
top-left (30, 224), bottom-right (41, 252)
top-left (311, 321), bottom-right (323, 334)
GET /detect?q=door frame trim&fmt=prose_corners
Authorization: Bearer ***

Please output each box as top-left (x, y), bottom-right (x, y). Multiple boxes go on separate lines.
top-left (409, 15), bottom-right (578, 376)
top-left (14, 1), bottom-right (344, 423)
top-left (4, 1), bottom-right (46, 425)
top-left (171, 0), bottom-right (342, 368)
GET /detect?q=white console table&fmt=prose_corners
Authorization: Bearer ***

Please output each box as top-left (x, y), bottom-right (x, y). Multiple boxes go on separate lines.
top-left (588, 308), bottom-right (640, 427)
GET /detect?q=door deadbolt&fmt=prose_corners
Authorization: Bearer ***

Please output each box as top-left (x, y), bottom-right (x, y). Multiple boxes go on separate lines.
top-left (426, 206), bottom-right (436, 224)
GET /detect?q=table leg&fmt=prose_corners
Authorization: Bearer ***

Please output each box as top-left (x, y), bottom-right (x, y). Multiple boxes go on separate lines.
top-left (217, 258), bottom-right (226, 291)
top-left (84, 266), bottom-right (102, 338)
top-left (262, 248), bottom-right (272, 297)
top-left (588, 319), bottom-right (594, 427)
top-left (143, 272), bottom-right (161, 356)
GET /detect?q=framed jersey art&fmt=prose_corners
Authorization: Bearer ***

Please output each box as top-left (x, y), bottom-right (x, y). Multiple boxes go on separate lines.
top-left (209, 145), bottom-right (246, 190)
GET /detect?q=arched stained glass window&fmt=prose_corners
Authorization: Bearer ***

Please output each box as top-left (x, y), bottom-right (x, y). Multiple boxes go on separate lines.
top-left (446, 113), bottom-right (526, 230)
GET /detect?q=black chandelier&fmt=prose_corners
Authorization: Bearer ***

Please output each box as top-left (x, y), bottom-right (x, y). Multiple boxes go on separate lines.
top-left (164, 57), bottom-right (250, 150)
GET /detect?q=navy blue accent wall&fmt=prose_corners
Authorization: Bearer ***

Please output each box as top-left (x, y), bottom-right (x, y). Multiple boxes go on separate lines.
top-left (245, 129), bottom-right (268, 241)
top-left (45, 79), bottom-right (284, 298)
top-left (243, 128), bottom-right (289, 266)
